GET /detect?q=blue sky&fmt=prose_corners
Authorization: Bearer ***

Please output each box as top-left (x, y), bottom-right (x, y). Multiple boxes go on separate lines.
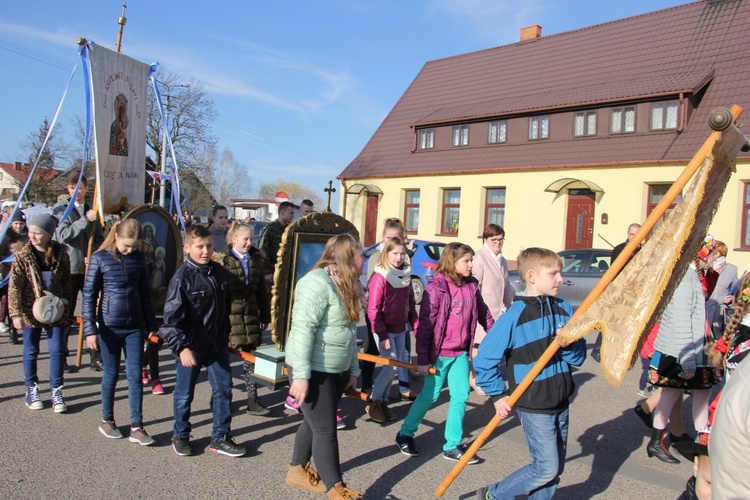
top-left (0, 0), bottom-right (688, 209)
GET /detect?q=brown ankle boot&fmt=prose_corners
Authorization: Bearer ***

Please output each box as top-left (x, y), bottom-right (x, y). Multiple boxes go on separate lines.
top-left (285, 462), bottom-right (327, 493)
top-left (327, 481), bottom-right (363, 499)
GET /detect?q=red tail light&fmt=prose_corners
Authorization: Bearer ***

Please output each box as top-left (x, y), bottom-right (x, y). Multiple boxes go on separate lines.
top-left (422, 262), bottom-right (437, 271)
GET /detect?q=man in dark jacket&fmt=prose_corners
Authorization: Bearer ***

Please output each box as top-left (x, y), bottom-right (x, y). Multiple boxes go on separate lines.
top-left (159, 225), bottom-right (245, 458)
top-left (258, 201), bottom-right (295, 285)
top-left (52, 173), bottom-right (104, 371)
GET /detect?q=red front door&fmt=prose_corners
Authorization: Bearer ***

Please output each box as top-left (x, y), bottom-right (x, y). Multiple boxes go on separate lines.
top-left (364, 195), bottom-right (379, 246)
top-left (564, 189), bottom-right (595, 249)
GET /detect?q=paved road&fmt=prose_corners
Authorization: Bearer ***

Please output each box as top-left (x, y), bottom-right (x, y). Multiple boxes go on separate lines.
top-left (0, 327), bottom-right (694, 499)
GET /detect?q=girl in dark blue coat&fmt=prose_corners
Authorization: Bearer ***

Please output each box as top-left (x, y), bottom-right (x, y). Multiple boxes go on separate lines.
top-left (83, 219), bottom-right (158, 445)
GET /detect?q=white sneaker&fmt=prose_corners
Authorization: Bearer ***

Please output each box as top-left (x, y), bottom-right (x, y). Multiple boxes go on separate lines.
top-left (50, 386), bottom-right (67, 413)
top-left (0, 323), bottom-right (9, 334)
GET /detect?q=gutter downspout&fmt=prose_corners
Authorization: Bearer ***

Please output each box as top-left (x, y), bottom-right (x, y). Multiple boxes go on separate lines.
top-left (678, 93), bottom-right (686, 133)
top-left (341, 179), bottom-right (348, 219)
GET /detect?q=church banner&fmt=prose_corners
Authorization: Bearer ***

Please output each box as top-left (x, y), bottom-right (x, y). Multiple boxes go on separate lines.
top-left (88, 43), bottom-right (149, 212)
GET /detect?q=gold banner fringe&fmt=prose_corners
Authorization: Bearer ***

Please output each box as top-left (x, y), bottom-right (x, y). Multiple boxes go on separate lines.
top-left (559, 126), bottom-right (748, 387)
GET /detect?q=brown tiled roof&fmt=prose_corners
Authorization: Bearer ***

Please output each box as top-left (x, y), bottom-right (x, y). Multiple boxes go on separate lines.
top-left (340, 0), bottom-right (750, 179)
top-left (0, 162), bottom-right (60, 184)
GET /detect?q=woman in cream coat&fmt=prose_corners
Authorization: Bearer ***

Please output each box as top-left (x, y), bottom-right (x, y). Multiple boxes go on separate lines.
top-left (470, 224), bottom-right (515, 394)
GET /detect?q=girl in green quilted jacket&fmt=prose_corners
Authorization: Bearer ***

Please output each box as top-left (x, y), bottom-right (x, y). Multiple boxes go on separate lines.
top-left (284, 233), bottom-right (364, 499)
top-left (214, 221), bottom-right (271, 415)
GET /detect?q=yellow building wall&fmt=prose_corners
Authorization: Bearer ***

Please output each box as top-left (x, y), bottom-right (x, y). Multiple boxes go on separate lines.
top-left (340, 161), bottom-right (750, 272)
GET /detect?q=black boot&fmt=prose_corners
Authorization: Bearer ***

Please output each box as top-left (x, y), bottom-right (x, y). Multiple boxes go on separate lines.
top-left (89, 349), bottom-right (103, 371)
top-left (647, 428), bottom-right (680, 464)
top-left (633, 404), bottom-right (653, 429)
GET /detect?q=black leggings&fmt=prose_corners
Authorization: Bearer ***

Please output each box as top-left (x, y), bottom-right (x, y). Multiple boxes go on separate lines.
top-left (143, 341), bottom-right (160, 379)
top-left (289, 367), bottom-right (349, 490)
top-left (360, 316), bottom-right (379, 391)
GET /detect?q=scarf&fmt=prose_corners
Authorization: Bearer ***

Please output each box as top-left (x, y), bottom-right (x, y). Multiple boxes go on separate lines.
top-left (374, 261), bottom-right (411, 289)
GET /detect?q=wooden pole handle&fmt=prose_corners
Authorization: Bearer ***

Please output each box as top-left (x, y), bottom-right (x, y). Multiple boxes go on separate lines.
top-left (357, 352), bottom-right (437, 374)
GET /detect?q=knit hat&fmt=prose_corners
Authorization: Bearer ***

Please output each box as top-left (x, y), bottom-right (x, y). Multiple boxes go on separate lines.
top-left (10, 211), bottom-right (25, 223)
top-left (29, 213), bottom-right (58, 237)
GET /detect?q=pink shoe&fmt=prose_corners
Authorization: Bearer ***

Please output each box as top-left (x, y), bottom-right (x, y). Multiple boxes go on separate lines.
top-left (141, 368), bottom-right (149, 384)
top-left (285, 396), bottom-right (302, 414)
top-left (151, 379), bottom-right (165, 395)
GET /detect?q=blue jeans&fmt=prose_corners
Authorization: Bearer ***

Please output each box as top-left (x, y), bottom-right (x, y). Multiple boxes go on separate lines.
top-left (173, 346), bottom-right (233, 441)
top-left (488, 408), bottom-right (569, 500)
top-left (99, 326), bottom-right (145, 426)
top-left (23, 326), bottom-right (65, 388)
top-left (638, 357), bottom-right (651, 391)
top-left (372, 331), bottom-right (406, 401)
top-left (398, 329), bottom-right (411, 394)
top-left (400, 353), bottom-right (470, 451)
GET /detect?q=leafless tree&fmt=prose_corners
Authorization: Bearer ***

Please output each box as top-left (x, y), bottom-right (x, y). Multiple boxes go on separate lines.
top-left (258, 180), bottom-right (322, 206)
top-left (146, 69), bottom-right (218, 183)
top-left (210, 146), bottom-right (252, 207)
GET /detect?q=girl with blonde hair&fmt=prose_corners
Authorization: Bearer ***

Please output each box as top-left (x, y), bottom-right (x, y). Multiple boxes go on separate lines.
top-left (366, 237), bottom-right (418, 423)
top-left (214, 221), bottom-right (271, 415)
top-left (83, 219), bottom-right (159, 445)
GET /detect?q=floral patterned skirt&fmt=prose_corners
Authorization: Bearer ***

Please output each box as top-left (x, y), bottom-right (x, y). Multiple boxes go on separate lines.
top-left (649, 350), bottom-right (723, 390)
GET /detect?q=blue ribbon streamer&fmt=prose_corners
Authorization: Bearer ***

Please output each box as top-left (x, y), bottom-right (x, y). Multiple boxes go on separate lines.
top-left (149, 68), bottom-right (186, 231)
top-left (0, 45), bottom-right (84, 250)
top-left (57, 41), bottom-right (94, 226)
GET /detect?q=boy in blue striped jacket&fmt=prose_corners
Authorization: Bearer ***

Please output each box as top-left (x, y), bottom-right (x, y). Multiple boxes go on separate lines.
top-left (474, 247), bottom-right (586, 500)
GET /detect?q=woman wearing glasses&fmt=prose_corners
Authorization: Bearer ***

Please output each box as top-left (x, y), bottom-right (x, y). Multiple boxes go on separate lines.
top-left (470, 224), bottom-right (515, 395)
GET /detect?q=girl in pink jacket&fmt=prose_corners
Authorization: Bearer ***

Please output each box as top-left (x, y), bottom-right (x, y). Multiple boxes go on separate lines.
top-left (366, 237), bottom-right (418, 423)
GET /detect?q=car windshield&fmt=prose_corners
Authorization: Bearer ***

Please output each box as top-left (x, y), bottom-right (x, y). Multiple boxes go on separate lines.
top-left (561, 257), bottom-right (583, 273)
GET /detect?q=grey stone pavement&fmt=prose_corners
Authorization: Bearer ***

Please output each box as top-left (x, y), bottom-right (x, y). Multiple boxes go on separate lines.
top-left (0, 326), bottom-right (694, 499)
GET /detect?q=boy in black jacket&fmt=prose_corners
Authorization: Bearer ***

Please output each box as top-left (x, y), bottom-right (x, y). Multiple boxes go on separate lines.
top-left (160, 225), bottom-right (245, 458)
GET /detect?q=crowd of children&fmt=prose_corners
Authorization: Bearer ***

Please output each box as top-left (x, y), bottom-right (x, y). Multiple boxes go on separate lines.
top-left (5, 193), bottom-right (746, 499)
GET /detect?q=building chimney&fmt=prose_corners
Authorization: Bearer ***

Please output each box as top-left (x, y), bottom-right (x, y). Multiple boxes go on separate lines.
top-left (520, 24), bottom-right (542, 41)
top-left (14, 162), bottom-right (22, 171)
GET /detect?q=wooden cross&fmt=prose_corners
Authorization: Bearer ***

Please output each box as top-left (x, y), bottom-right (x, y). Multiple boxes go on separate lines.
top-left (324, 180), bottom-right (336, 213)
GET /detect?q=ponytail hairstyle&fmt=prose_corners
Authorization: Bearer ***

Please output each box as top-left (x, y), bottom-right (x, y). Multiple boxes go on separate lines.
top-left (311, 233), bottom-right (362, 322)
top-left (708, 271), bottom-right (750, 369)
top-left (436, 242), bottom-right (475, 285)
top-left (97, 219), bottom-right (143, 261)
top-left (381, 217), bottom-right (407, 240)
top-left (226, 220), bottom-right (253, 245)
top-left (377, 237), bottom-right (405, 269)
